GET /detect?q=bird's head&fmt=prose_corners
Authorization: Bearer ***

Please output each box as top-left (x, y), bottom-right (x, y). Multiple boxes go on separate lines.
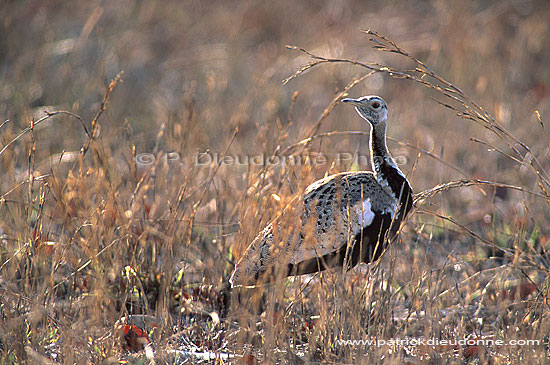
top-left (341, 95), bottom-right (388, 126)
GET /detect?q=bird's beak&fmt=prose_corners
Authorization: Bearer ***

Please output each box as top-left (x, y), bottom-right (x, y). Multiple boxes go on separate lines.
top-left (341, 98), bottom-right (361, 106)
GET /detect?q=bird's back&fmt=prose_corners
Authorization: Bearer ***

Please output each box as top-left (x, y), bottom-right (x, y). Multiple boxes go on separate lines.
top-left (230, 171), bottom-right (402, 287)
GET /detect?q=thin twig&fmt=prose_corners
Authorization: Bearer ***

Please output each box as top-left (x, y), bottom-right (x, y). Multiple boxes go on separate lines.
top-left (0, 111), bottom-right (84, 158)
top-left (414, 178), bottom-right (549, 205)
top-left (284, 31), bottom-right (550, 190)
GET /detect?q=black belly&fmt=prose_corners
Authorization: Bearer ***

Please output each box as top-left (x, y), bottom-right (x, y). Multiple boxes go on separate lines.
top-left (287, 213), bottom-right (394, 277)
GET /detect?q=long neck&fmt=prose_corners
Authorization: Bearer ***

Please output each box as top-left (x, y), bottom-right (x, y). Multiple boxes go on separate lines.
top-left (370, 121), bottom-right (413, 216)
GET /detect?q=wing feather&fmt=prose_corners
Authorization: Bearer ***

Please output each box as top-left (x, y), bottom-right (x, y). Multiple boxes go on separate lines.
top-left (230, 171), bottom-right (397, 286)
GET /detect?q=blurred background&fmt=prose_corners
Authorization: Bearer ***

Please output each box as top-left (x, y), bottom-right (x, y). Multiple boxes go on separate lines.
top-left (1, 0), bottom-right (549, 362)
top-left (2, 0), bottom-right (548, 165)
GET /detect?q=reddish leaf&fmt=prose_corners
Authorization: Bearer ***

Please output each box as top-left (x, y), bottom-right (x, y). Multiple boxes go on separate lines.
top-left (463, 344), bottom-right (481, 359)
top-left (120, 324), bottom-right (151, 352)
top-left (500, 282), bottom-right (537, 300)
top-left (241, 354), bottom-right (256, 365)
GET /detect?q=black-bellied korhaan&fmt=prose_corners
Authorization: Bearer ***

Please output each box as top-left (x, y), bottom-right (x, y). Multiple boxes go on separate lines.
top-left (230, 96), bottom-right (413, 287)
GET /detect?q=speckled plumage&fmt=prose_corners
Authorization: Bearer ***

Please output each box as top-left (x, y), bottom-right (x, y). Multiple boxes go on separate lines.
top-left (230, 96), bottom-right (413, 287)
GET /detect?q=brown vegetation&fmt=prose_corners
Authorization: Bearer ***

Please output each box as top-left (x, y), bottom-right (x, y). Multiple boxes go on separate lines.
top-left (1, 1), bottom-right (549, 363)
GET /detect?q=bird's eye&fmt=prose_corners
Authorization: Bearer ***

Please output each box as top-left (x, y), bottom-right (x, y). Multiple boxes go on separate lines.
top-left (371, 101), bottom-right (380, 109)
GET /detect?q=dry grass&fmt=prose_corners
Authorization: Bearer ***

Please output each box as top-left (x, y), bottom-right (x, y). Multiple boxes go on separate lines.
top-left (1, 1), bottom-right (550, 363)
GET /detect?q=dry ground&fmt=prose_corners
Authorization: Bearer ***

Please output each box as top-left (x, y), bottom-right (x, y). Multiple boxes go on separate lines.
top-left (1, 1), bottom-right (550, 363)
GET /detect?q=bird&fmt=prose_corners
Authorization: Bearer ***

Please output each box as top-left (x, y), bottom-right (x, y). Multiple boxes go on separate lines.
top-left (229, 95), bottom-right (413, 287)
